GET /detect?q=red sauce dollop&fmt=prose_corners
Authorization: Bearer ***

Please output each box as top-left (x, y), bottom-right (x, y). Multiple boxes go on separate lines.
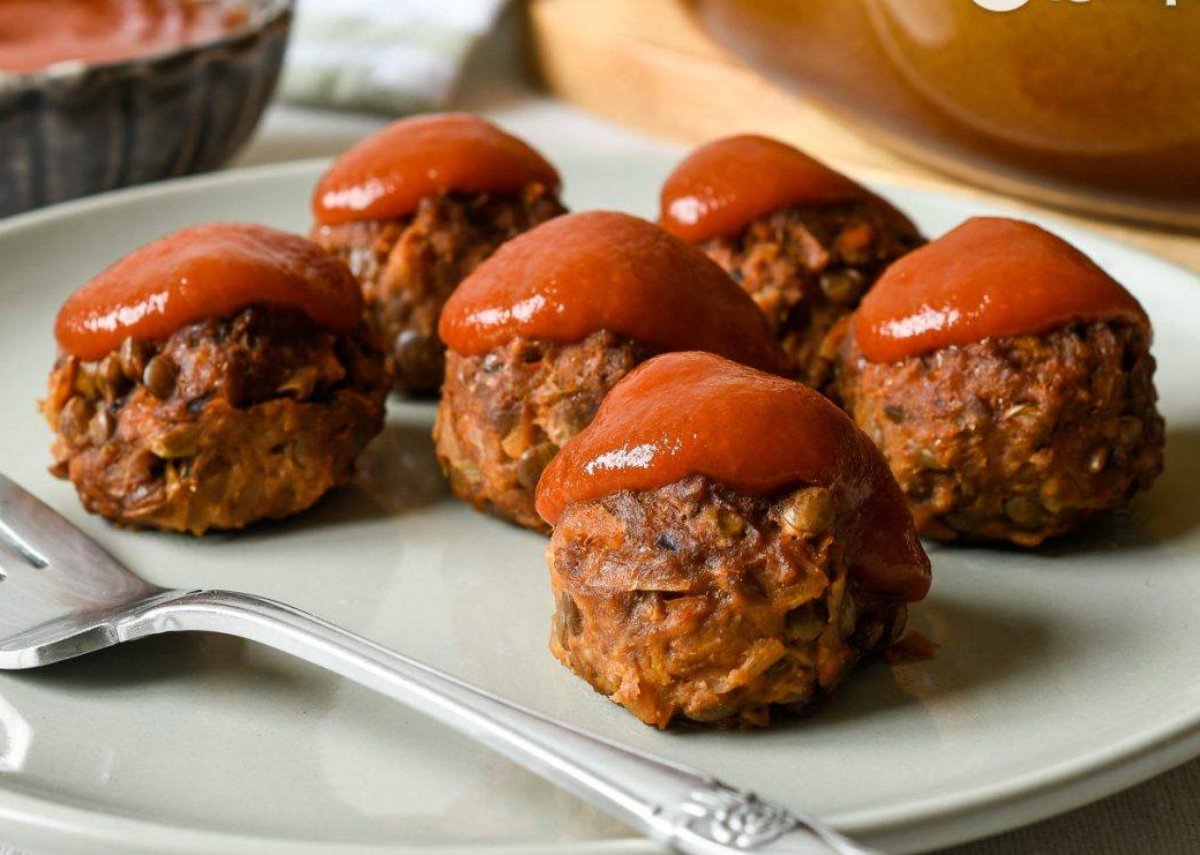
top-left (312, 113), bottom-right (560, 226)
top-left (854, 217), bottom-right (1150, 364)
top-left (437, 211), bottom-right (786, 373)
top-left (659, 134), bottom-right (869, 243)
top-left (55, 223), bottom-right (363, 361)
top-left (0, 0), bottom-right (247, 73)
top-left (536, 351), bottom-right (931, 601)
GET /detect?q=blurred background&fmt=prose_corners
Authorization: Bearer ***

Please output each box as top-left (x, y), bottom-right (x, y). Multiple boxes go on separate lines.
top-left (2, 0), bottom-right (1199, 270)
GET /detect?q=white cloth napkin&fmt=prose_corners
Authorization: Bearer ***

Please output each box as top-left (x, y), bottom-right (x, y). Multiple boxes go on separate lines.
top-left (278, 0), bottom-right (508, 114)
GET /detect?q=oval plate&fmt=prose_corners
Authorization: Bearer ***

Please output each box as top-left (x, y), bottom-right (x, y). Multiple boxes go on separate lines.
top-left (0, 155), bottom-right (1197, 854)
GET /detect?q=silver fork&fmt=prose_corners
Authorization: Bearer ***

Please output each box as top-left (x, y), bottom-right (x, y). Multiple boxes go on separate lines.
top-left (0, 473), bottom-right (876, 855)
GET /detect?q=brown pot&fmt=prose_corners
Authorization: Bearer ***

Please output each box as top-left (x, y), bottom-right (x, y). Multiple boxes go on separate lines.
top-left (694, 0), bottom-right (1200, 228)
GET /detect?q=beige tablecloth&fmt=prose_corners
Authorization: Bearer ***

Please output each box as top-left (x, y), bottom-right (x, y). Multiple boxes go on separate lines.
top-left (944, 758), bottom-right (1200, 853)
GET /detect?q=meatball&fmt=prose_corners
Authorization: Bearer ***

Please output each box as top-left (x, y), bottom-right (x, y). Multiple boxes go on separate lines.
top-left (313, 184), bottom-right (565, 395)
top-left (660, 135), bottom-right (922, 390)
top-left (434, 211), bottom-right (786, 533)
top-left (42, 306), bottom-right (388, 534)
top-left (548, 475), bottom-right (910, 728)
top-left (838, 320), bottom-right (1164, 546)
top-left (701, 200), bottom-right (922, 391)
top-left (311, 113), bottom-right (567, 395)
top-left (434, 331), bottom-right (651, 532)
top-left (838, 216), bottom-right (1165, 546)
top-left (536, 351), bottom-right (930, 728)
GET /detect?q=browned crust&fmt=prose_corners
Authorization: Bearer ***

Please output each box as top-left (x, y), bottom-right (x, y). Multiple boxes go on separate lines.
top-left (433, 331), bottom-right (652, 533)
top-left (313, 183), bottom-right (566, 395)
top-left (699, 199), bottom-right (922, 393)
top-left (548, 475), bottom-right (907, 728)
top-left (837, 320), bottom-right (1165, 546)
top-left (42, 306), bottom-right (388, 535)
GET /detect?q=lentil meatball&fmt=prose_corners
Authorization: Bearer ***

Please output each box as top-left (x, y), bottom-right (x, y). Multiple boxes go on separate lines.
top-left (42, 306), bottom-right (388, 534)
top-left (701, 200), bottom-right (922, 391)
top-left (660, 134), bottom-right (922, 391)
top-left (433, 212), bottom-right (787, 533)
top-left (838, 320), bottom-right (1164, 546)
top-left (838, 216), bottom-right (1165, 547)
top-left (311, 114), bottom-right (567, 396)
top-left (537, 351), bottom-right (930, 728)
top-left (434, 331), bottom-right (651, 533)
top-left (548, 475), bottom-right (910, 728)
top-left (313, 184), bottom-right (566, 395)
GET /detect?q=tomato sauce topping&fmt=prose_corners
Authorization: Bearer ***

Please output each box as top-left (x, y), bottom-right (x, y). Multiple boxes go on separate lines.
top-left (659, 134), bottom-right (870, 243)
top-left (536, 351), bottom-right (931, 601)
top-left (55, 223), bottom-right (363, 361)
top-left (0, 0), bottom-right (247, 73)
top-left (437, 211), bottom-right (785, 372)
top-left (312, 113), bottom-right (560, 226)
top-left (854, 217), bottom-right (1149, 364)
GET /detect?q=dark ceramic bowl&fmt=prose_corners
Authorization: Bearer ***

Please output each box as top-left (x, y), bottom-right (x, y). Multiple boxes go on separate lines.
top-left (0, 0), bottom-right (292, 218)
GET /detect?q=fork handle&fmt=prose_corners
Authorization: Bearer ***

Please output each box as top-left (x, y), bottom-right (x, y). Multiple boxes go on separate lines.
top-left (119, 589), bottom-right (874, 855)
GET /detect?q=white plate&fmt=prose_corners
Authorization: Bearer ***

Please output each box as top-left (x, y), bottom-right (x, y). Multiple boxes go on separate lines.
top-left (0, 155), bottom-right (1197, 855)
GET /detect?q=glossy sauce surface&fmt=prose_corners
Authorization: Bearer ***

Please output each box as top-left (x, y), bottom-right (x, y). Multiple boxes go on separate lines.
top-left (312, 113), bottom-right (560, 226)
top-left (536, 352), bottom-right (930, 601)
top-left (0, 0), bottom-right (246, 73)
top-left (56, 223), bottom-right (363, 361)
top-left (854, 217), bottom-right (1149, 364)
top-left (659, 134), bottom-right (867, 243)
top-left (438, 211), bottom-right (785, 372)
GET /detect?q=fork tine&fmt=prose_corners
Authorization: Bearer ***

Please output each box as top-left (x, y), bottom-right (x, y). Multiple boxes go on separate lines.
top-left (0, 474), bottom-right (162, 660)
top-left (0, 515), bottom-right (49, 569)
top-left (0, 473), bottom-right (100, 566)
top-left (0, 473), bottom-right (152, 598)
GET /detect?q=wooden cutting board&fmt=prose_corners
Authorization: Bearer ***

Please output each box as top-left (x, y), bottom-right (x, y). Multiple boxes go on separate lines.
top-left (528, 0), bottom-right (1200, 274)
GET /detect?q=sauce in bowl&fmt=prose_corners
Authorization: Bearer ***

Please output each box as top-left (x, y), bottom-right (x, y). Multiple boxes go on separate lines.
top-left (0, 0), bottom-right (247, 73)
